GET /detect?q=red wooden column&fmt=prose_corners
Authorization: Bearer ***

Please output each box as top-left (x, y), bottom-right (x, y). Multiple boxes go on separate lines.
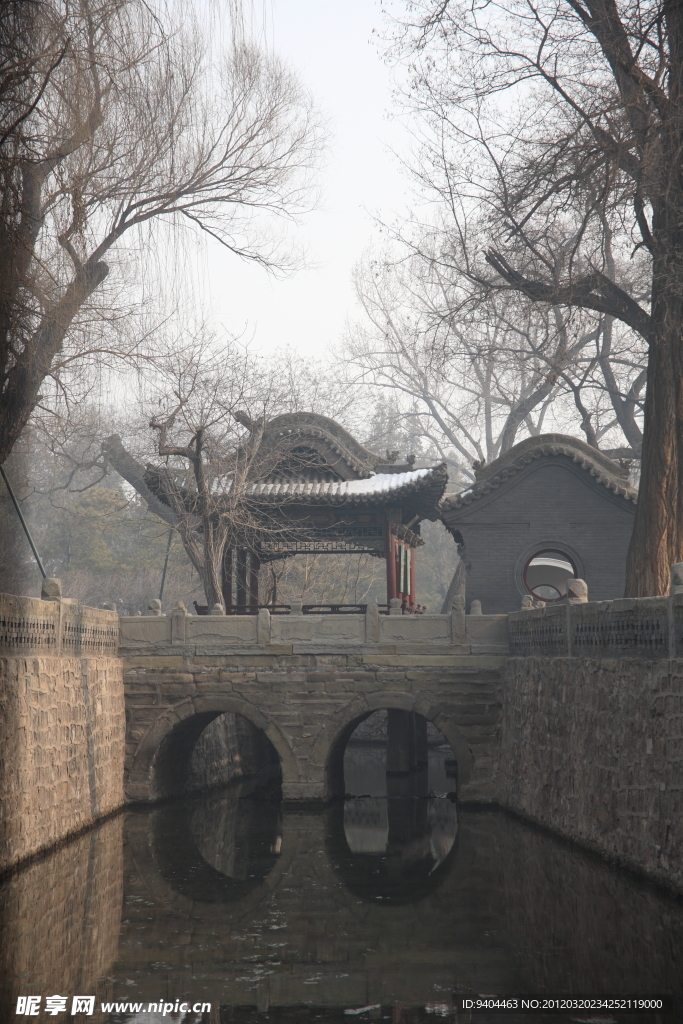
top-left (409, 543), bottom-right (416, 608)
top-left (385, 522), bottom-right (397, 603)
top-left (221, 547), bottom-right (233, 613)
top-left (248, 551), bottom-right (260, 611)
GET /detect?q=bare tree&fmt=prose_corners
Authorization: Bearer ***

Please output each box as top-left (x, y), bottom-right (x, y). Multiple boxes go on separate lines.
top-left (0, 0), bottom-right (322, 466)
top-left (344, 242), bottom-right (642, 482)
top-left (386, 0), bottom-right (681, 594)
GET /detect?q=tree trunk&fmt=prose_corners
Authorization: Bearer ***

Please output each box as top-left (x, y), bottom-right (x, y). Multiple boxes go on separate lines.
top-left (201, 518), bottom-right (225, 610)
top-left (625, 263), bottom-right (683, 596)
top-left (440, 556), bottom-right (466, 613)
top-left (101, 435), bottom-right (176, 525)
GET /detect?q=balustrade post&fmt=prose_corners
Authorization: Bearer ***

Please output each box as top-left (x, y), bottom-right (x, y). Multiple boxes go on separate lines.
top-left (171, 601), bottom-right (187, 644)
top-left (365, 598), bottom-right (380, 643)
top-left (450, 595), bottom-right (466, 644)
top-left (257, 607), bottom-right (271, 645)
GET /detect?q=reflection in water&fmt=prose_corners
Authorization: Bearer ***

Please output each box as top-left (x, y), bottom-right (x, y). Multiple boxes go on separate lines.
top-left (1, 746), bottom-right (683, 1023)
top-left (150, 786), bottom-right (281, 903)
top-left (334, 795), bottom-right (458, 904)
top-left (0, 816), bottom-right (123, 1020)
top-left (337, 745), bottom-right (458, 903)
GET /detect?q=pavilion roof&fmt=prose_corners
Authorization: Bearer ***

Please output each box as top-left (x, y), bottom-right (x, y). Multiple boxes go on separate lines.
top-left (145, 462), bottom-right (449, 522)
top-left (228, 464), bottom-right (447, 505)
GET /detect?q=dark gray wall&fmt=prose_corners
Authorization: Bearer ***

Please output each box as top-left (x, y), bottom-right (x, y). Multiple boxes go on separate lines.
top-left (442, 456), bottom-right (635, 614)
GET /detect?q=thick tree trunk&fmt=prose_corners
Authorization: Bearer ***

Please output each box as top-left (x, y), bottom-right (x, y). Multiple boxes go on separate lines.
top-left (201, 518), bottom-right (225, 611)
top-left (625, 265), bottom-right (683, 596)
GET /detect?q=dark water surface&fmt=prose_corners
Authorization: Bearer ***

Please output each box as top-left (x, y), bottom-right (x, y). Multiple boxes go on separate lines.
top-left (1, 744), bottom-right (682, 1024)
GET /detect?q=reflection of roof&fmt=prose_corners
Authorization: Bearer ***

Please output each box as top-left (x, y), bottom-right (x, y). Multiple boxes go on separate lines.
top-left (441, 433), bottom-right (637, 511)
top-left (529, 556), bottom-right (573, 570)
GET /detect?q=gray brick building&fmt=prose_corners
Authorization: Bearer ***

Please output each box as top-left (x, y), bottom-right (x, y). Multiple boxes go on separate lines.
top-left (440, 434), bottom-right (637, 614)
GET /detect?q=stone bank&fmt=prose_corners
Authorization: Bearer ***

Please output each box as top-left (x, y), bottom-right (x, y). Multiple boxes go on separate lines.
top-left (0, 588), bottom-right (122, 872)
top-left (3, 580), bottom-right (683, 896)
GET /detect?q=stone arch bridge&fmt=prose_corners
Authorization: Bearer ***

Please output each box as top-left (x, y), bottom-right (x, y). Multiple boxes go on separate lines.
top-left (121, 603), bottom-right (508, 802)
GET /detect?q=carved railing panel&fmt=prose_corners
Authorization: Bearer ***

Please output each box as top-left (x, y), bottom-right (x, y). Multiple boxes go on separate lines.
top-left (0, 594), bottom-right (118, 656)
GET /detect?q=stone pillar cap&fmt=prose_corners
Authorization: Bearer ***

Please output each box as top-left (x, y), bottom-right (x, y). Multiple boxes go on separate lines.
top-left (41, 578), bottom-right (62, 601)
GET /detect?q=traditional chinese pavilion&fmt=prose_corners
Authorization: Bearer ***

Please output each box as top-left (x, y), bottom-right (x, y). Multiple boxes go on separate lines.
top-left (147, 412), bottom-right (448, 612)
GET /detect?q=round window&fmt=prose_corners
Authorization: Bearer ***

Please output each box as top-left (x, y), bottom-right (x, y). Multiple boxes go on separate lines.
top-left (523, 550), bottom-right (576, 602)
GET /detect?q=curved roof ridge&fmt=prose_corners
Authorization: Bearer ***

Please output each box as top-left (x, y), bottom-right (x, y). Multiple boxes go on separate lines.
top-left (260, 412), bottom-right (381, 476)
top-left (441, 433), bottom-right (637, 511)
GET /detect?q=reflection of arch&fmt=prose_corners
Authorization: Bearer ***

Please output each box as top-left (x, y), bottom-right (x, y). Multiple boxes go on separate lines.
top-left (126, 695), bottom-right (299, 801)
top-left (308, 691), bottom-right (474, 798)
top-left (324, 799), bottom-right (460, 905)
top-left (149, 795), bottom-right (281, 903)
top-left (126, 801), bottom-right (301, 925)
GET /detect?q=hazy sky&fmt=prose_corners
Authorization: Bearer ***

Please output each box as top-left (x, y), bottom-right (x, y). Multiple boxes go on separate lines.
top-left (199, 0), bottom-right (413, 357)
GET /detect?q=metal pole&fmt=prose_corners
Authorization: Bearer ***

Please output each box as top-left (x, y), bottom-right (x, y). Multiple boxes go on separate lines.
top-left (0, 463), bottom-right (47, 579)
top-left (158, 526), bottom-right (174, 601)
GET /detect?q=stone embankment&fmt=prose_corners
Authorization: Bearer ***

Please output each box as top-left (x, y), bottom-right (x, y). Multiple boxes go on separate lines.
top-left (2, 574), bottom-right (682, 896)
top-left (500, 655), bottom-right (683, 893)
top-left (0, 586), bottom-right (123, 872)
top-left (501, 582), bottom-right (683, 893)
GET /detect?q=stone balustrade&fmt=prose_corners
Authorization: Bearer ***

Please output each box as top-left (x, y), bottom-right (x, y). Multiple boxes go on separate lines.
top-left (118, 599), bottom-right (510, 655)
top-left (509, 595), bottom-right (683, 658)
top-left (0, 581), bottom-right (119, 657)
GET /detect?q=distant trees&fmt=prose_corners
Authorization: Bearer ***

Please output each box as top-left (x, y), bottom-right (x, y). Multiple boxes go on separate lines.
top-left (0, 0), bottom-right (322, 466)
top-left (375, 0), bottom-right (683, 595)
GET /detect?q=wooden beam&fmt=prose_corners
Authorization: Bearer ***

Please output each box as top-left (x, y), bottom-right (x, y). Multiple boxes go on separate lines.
top-left (236, 549), bottom-right (248, 607)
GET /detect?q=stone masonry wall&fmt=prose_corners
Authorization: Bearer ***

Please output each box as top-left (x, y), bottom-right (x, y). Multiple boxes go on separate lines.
top-left (123, 652), bottom-right (503, 802)
top-left (500, 656), bottom-right (683, 893)
top-left (185, 712), bottom-right (241, 791)
top-left (0, 653), bottom-right (125, 871)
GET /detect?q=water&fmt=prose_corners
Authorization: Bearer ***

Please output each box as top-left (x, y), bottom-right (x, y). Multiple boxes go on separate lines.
top-left (1, 744), bottom-right (682, 1023)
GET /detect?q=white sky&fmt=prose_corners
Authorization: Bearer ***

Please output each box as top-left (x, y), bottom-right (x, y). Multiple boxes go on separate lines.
top-left (199, 0), bottom-right (413, 357)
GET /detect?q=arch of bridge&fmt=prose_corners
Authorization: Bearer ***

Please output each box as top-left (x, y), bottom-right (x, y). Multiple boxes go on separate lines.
top-left (126, 693), bottom-right (300, 801)
top-left (126, 687), bottom-right (475, 801)
top-left (308, 689), bottom-right (474, 786)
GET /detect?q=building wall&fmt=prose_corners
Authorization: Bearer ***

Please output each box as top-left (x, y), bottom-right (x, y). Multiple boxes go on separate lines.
top-left (444, 457), bottom-right (636, 614)
top-left (499, 655), bottom-right (683, 894)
